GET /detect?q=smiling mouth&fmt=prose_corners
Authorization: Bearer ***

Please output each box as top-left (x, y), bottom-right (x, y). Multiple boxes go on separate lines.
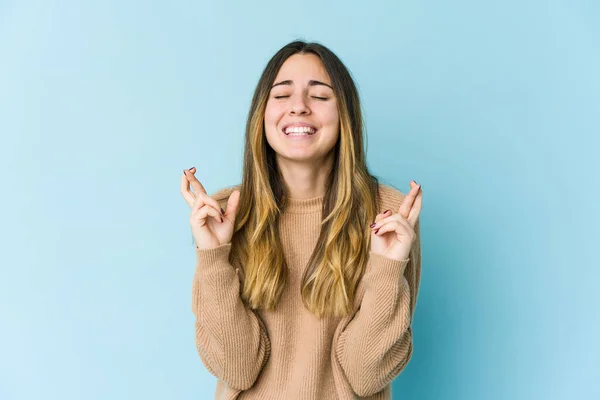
top-left (282, 127), bottom-right (318, 136)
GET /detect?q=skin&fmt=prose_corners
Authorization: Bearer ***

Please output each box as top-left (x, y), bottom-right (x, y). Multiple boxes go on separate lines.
top-left (263, 53), bottom-right (340, 199)
top-left (369, 181), bottom-right (422, 261)
top-left (180, 53), bottom-right (423, 258)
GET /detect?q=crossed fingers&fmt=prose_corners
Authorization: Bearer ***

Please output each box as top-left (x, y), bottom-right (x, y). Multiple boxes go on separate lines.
top-left (180, 167), bottom-right (225, 215)
top-left (371, 182), bottom-right (422, 235)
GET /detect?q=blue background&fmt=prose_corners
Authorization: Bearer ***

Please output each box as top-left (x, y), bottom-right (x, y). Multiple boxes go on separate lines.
top-left (1, 1), bottom-right (598, 399)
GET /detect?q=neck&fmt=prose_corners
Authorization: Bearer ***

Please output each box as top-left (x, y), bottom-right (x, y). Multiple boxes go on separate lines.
top-left (276, 153), bottom-right (334, 199)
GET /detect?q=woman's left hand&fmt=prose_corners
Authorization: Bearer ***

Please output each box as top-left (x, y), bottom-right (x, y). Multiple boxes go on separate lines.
top-left (370, 181), bottom-right (422, 261)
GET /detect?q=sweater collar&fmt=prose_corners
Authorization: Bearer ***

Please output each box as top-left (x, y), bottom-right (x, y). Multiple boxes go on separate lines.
top-left (282, 194), bottom-right (324, 214)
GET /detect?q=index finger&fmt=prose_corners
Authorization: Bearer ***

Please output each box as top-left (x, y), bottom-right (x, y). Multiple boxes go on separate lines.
top-left (180, 172), bottom-right (195, 206)
top-left (407, 189), bottom-right (422, 227)
top-left (398, 181), bottom-right (421, 219)
top-left (184, 167), bottom-right (207, 195)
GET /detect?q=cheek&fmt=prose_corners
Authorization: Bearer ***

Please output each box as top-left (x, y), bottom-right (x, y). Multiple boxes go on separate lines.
top-left (263, 104), bottom-right (283, 139)
top-left (321, 104), bottom-right (339, 127)
top-left (264, 102), bottom-right (283, 125)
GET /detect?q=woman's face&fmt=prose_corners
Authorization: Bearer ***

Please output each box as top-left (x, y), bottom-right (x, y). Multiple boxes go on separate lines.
top-left (264, 53), bottom-right (340, 163)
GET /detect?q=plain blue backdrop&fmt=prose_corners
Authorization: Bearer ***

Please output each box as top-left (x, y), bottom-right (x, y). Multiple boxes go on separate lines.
top-left (1, 1), bottom-right (598, 399)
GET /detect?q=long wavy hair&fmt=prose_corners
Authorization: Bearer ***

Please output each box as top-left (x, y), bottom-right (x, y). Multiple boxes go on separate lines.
top-left (216, 40), bottom-right (382, 318)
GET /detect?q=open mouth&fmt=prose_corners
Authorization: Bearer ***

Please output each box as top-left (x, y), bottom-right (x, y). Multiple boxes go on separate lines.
top-left (282, 127), bottom-right (318, 136)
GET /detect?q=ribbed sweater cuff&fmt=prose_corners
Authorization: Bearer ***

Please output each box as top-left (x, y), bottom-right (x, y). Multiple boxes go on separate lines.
top-left (364, 252), bottom-right (410, 288)
top-left (195, 243), bottom-right (235, 281)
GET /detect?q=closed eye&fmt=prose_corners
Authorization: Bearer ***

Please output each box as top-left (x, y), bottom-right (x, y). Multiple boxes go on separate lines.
top-left (274, 96), bottom-right (329, 101)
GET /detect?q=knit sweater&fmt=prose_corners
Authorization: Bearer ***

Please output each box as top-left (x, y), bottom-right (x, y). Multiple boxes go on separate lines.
top-left (191, 183), bottom-right (421, 400)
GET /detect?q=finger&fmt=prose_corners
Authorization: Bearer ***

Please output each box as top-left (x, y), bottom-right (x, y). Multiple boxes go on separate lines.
top-left (191, 191), bottom-right (206, 213)
top-left (373, 220), bottom-right (411, 238)
top-left (371, 213), bottom-right (408, 231)
top-left (184, 168), bottom-right (224, 213)
top-left (370, 209), bottom-right (391, 228)
top-left (224, 190), bottom-right (241, 221)
top-left (407, 189), bottom-right (422, 227)
top-left (183, 180), bottom-right (225, 216)
top-left (198, 192), bottom-right (226, 216)
top-left (191, 191), bottom-right (224, 217)
top-left (192, 204), bottom-right (224, 227)
top-left (180, 171), bottom-right (196, 207)
top-left (183, 168), bottom-right (207, 196)
top-left (398, 181), bottom-right (421, 219)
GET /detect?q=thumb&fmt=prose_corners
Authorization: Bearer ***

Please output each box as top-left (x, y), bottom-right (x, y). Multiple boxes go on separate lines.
top-left (225, 190), bottom-right (241, 221)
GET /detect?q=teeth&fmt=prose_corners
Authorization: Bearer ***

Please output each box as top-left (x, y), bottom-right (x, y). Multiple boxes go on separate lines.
top-left (284, 126), bottom-right (316, 135)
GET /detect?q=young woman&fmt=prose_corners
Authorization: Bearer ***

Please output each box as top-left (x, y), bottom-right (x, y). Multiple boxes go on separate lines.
top-left (180, 40), bottom-right (423, 400)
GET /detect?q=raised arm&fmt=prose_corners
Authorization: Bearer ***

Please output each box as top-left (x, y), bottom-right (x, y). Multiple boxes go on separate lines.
top-left (334, 182), bottom-right (422, 397)
top-left (334, 248), bottom-right (419, 397)
top-left (181, 169), bottom-right (270, 389)
top-left (192, 242), bottom-right (270, 390)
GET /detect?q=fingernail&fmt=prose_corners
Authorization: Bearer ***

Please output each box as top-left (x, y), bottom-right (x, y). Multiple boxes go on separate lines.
top-left (383, 209), bottom-right (390, 215)
top-left (414, 180), bottom-right (418, 185)
top-left (370, 223), bottom-right (376, 228)
top-left (221, 208), bottom-right (225, 215)
top-left (375, 228), bottom-right (380, 234)
top-left (220, 216), bottom-right (223, 223)
top-left (188, 167), bottom-right (195, 171)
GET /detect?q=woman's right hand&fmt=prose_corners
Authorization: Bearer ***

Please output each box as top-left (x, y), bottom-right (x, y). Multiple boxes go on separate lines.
top-left (180, 167), bottom-right (241, 250)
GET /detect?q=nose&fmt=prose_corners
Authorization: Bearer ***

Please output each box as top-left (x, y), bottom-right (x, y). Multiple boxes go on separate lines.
top-left (288, 93), bottom-right (310, 115)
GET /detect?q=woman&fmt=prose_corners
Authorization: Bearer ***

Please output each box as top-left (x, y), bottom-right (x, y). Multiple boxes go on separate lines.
top-left (180, 40), bottom-right (423, 400)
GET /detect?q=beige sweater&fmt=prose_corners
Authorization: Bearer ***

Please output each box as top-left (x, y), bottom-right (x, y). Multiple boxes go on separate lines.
top-left (191, 183), bottom-right (421, 400)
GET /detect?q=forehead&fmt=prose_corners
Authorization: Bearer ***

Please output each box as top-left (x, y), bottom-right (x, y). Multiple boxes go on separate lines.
top-left (274, 53), bottom-right (331, 85)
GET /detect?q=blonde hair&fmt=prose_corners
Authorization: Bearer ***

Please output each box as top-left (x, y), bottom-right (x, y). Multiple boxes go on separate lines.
top-left (216, 40), bottom-right (382, 318)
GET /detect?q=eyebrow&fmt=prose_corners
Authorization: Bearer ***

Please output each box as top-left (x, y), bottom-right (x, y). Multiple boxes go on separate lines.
top-left (271, 79), bottom-right (333, 90)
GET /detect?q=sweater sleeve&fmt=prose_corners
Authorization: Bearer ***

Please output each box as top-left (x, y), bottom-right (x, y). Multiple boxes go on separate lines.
top-left (334, 230), bottom-right (421, 397)
top-left (191, 242), bottom-right (271, 390)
